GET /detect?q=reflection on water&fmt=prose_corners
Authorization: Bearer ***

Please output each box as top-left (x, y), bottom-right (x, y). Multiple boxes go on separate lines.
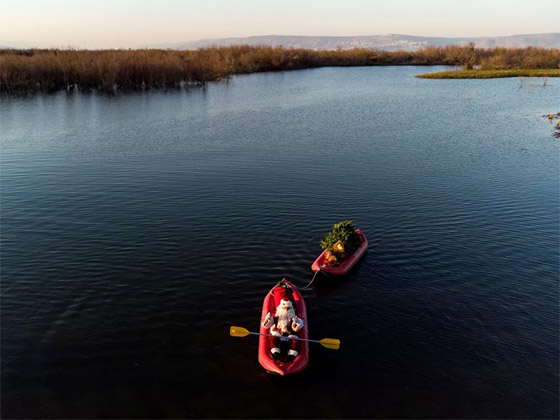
top-left (1, 66), bottom-right (558, 418)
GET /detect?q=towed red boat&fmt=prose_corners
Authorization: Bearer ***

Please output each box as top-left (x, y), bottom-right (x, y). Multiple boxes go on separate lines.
top-left (311, 229), bottom-right (368, 275)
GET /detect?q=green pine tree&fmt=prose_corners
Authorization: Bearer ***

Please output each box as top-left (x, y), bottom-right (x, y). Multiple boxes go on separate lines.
top-left (320, 220), bottom-right (361, 254)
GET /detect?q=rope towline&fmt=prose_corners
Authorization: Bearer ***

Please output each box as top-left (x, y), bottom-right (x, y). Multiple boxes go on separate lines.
top-left (302, 270), bottom-right (320, 290)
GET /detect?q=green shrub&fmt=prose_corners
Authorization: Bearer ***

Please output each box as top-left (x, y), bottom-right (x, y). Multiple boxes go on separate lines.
top-left (320, 221), bottom-right (361, 253)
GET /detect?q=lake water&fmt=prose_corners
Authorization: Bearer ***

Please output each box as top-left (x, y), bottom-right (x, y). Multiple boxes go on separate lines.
top-left (1, 66), bottom-right (558, 419)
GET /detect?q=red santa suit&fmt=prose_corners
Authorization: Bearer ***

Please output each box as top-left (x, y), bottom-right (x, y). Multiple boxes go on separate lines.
top-left (262, 285), bottom-right (304, 361)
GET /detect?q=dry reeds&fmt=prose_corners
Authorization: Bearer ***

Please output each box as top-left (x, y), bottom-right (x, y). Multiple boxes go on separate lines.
top-left (1, 45), bottom-right (559, 94)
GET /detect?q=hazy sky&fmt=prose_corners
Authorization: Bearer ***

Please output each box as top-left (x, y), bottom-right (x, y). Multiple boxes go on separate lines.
top-left (1, 0), bottom-right (558, 49)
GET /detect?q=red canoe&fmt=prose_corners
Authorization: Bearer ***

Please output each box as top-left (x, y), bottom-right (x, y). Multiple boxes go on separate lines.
top-left (311, 230), bottom-right (368, 275)
top-left (258, 280), bottom-right (309, 375)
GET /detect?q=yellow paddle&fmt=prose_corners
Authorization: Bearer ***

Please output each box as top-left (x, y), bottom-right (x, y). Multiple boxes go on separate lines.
top-left (229, 326), bottom-right (340, 350)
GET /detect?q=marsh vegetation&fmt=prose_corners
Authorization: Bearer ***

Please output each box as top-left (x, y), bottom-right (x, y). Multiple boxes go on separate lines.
top-left (416, 69), bottom-right (560, 79)
top-left (1, 45), bottom-right (558, 93)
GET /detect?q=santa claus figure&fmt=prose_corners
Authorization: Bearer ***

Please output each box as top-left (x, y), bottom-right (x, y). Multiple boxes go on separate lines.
top-left (262, 284), bottom-right (304, 362)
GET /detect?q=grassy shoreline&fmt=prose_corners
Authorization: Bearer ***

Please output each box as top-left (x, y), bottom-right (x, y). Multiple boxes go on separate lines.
top-left (1, 45), bottom-right (559, 94)
top-left (416, 69), bottom-right (560, 79)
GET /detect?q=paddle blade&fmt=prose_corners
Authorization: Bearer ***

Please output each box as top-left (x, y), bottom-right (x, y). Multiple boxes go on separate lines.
top-left (230, 326), bottom-right (250, 337)
top-left (319, 338), bottom-right (340, 350)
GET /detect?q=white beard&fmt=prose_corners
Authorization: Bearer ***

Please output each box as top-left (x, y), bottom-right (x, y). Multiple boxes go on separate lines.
top-left (275, 306), bottom-right (296, 333)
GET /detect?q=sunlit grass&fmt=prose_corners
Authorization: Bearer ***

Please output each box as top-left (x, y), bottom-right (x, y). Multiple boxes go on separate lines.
top-left (416, 69), bottom-right (560, 79)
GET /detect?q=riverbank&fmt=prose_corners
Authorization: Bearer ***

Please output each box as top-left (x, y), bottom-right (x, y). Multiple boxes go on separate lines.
top-left (1, 45), bottom-right (559, 93)
top-left (416, 69), bottom-right (560, 79)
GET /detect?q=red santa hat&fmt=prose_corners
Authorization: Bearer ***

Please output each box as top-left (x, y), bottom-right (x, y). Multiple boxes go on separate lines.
top-left (272, 281), bottom-right (294, 307)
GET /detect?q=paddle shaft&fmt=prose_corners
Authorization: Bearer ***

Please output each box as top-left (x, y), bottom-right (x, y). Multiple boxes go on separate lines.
top-left (247, 331), bottom-right (322, 344)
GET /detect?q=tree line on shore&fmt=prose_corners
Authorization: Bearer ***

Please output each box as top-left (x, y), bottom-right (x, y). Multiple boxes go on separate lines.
top-left (1, 45), bottom-right (558, 93)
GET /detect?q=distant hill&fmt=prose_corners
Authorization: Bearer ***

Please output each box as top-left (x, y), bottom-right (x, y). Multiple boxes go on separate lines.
top-left (151, 33), bottom-right (560, 51)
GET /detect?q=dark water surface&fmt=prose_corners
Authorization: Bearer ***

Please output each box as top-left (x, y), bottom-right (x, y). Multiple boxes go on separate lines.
top-left (1, 67), bottom-right (558, 419)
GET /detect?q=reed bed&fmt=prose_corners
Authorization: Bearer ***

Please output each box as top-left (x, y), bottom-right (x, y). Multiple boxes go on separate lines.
top-left (1, 45), bottom-right (559, 93)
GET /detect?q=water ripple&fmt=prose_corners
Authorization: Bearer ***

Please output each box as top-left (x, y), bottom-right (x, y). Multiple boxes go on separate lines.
top-left (1, 67), bottom-right (558, 419)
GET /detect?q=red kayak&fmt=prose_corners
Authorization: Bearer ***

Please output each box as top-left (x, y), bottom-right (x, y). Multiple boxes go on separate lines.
top-left (311, 230), bottom-right (368, 275)
top-left (258, 279), bottom-right (309, 375)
